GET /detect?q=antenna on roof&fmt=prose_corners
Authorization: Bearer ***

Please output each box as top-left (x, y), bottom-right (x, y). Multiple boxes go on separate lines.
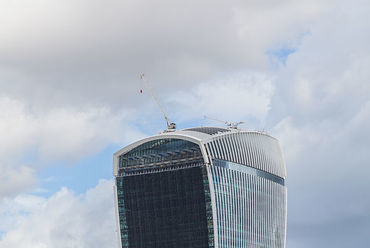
top-left (140, 73), bottom-right (176, 131)
top-left (204, 115), bottom-right (244, 129)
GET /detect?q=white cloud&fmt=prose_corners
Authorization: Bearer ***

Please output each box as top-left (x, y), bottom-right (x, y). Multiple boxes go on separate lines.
top-left (0, 164), bottom-right (37, 199)
top-left (169, 71), bottom-right (275, 125)
top-left (0, 97), bottom-right (38, 158)
top-left (0, 96), bottom-right (143, 162)
top-left (0, 180), bottom-right (118, 248)
top-left (272, 117), bottom-right (307, 164)
top-left (0, 96), bottom-right (144, 198)
top-left (0, 194), bottom-right (46, 236)
top-left (275, 0), bottom-right (370, 120)
top-left (36, 106), bottom-right (139, 161)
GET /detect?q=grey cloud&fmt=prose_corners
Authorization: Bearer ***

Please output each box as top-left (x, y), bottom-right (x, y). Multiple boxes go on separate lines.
top-left (288, 215), bottom-right (370, 248)
top-left (0, 0), bottom-right (323, 110)
top-left (267, 1), bottom-right (370, 246)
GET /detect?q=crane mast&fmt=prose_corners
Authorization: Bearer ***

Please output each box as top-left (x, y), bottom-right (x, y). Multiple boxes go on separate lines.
top-left (140, 73), bottom-right (176, 131)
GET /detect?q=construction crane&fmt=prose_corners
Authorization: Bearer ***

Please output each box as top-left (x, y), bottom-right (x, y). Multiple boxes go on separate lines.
top-left (204, 115), bottom-right (244, 129)
top-left (140, 73), bottom-right (176, 131)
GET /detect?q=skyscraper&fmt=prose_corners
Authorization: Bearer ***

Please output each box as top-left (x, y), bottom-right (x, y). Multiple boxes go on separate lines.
top-left (113, 127), bottom-right (287, 248)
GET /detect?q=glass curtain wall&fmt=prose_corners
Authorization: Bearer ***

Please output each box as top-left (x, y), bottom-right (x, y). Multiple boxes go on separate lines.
top-left (210, 160), bottom-right (286, 248)
top-left (116, 139), bottom-right (213, 248)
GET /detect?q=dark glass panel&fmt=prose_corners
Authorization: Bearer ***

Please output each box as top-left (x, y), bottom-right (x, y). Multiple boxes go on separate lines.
top-left (118, 166), bottom-right (209, 248)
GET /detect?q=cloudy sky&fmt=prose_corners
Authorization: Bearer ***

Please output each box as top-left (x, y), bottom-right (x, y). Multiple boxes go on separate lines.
top-left (1, 0), bottom-right (370, 247)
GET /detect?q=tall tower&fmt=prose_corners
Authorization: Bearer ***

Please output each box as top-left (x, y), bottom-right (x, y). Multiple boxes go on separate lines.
top-left (113, 127), bottom-right (287, 248)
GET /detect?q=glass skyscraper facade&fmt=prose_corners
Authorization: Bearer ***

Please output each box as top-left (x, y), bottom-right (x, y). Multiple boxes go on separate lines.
top-left (113, 127), bottom-right (287, 248)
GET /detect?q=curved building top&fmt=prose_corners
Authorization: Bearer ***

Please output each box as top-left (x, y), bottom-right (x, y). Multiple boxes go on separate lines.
top-left (114, 126), bottom-right (286, 179)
